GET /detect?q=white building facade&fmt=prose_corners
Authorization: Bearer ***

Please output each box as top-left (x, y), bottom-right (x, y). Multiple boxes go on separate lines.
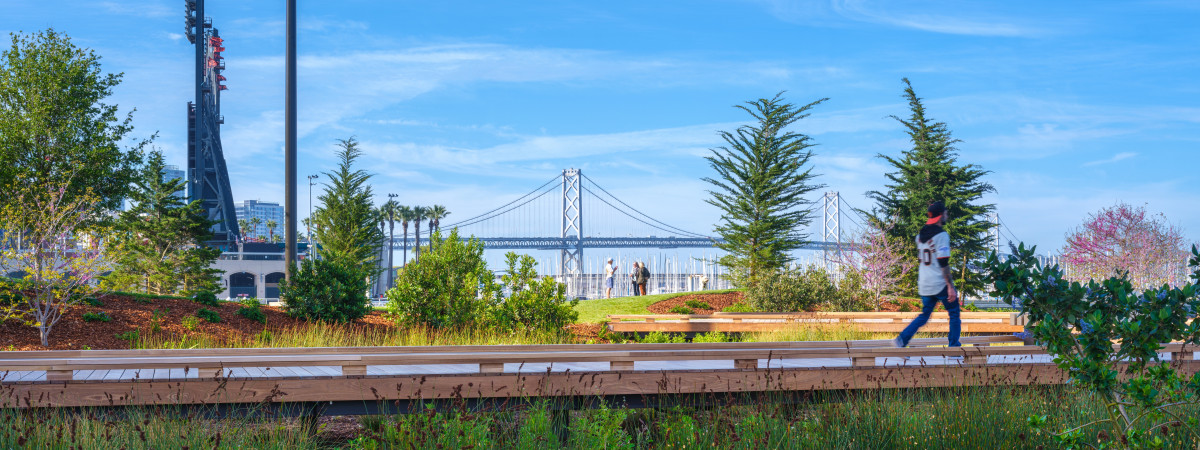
top-left (235, 200), bottom-right (285, 240)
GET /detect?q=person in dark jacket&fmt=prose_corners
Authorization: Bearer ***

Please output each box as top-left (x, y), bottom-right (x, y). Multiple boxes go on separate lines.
top-left (630, 262), bottom-right (641, 296)
top-left (638, 262), bottom-right (650, 296)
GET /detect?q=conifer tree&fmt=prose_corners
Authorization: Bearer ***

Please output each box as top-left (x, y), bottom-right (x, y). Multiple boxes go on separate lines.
top-left (105, 150), bottom-right (222, 295)
top-left (703, 93), bottom-right (827, 286)
top-left (311, 137), bottom-right (385, 276)
top-left (866, 79), bottom-right (995, 298)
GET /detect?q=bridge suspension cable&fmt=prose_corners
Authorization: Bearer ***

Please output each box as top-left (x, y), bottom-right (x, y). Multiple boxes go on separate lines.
top-left (581, 173), bottom-right (709, 238)
top-left (442, 175), bottom-right (560, 229)
top-left (580, 186), bottom-right (709, 239)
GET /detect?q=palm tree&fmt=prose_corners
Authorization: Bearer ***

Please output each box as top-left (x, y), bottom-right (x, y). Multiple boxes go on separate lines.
top-left (249, 217), bottom-right (263, 242)
top-left (236, 218), bottom-right (249, 252)
top-left (266, 219), bottom-right (278, 242)
top-left (425, 205), bottom-right (449, 250)
top-left (398, 205), bottom-right (413, 267)
top-left (381, 200), bottom-right (400, 289)
top-left (412, 206), bottom-right (426, 262)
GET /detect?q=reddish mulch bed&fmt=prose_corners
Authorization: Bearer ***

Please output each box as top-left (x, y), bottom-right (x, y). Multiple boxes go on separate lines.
top-left (0, 293), bottom-right (408, 351)
top-left (647, 292), bottom-right (747, 315)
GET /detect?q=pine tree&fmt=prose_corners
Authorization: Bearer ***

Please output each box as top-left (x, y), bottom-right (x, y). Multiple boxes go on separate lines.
top-left (311, 137), bottom-right (385, 277)
top-left (104, 150), bottom-right (222, 296)
top-left (866, 79), bottom-right (996, 298)
top-left (703, 93), bottom-right (827, 286)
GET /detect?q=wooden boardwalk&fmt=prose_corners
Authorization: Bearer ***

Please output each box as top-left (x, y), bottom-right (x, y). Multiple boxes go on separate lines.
top-left (1, 336), bottom-right (1195, 411)
top-left (606, 311), bottom-right (1027, 333)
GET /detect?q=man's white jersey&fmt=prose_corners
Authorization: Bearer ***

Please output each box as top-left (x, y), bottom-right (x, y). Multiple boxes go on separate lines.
top-left (916, 228), bottom-right (951, 296)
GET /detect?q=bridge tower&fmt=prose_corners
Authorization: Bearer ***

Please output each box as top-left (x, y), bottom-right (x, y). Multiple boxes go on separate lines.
top-left (822, 191), bottom-right (842, 266)
top-left (560, 169), bottom-right (583, 294)
top-left (987, 213), bottom-right (1001, 255)
top-left (185, 0), bottom-right (241, 248)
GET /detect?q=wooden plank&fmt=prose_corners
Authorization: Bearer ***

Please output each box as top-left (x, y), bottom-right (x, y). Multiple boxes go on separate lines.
top-left (734, 359), bottom-right (758, 369)
top-left (342, 365), bottom-right (367, 376)
top-left (852, 357), bottom-right (875, 367)
top-left (479, 363), bottom-right (504, 373)
top-left (609, 361), bottom-right (634, 371)
top-left (8, 361), bottom-right (1195, 409)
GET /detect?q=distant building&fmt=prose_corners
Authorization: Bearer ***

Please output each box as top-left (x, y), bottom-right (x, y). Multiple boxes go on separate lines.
top-left (162, 165), bottom-right (187, 199)
top-left (235, 200), bottom-right (284, 241)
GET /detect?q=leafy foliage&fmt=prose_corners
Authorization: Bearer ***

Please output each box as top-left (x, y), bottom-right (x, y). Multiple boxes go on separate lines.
top-left (191, 290), bottom-right (219, 307)
top-left (236, 299), bottom-right (266, 324)
top-left (987, 243), bottom-right (1200, 448)
top-left (310, 137), bottom-right (384, 277)
top-left (0, 181), bottom-right (107, 346)
top-left (181, 315), bottom-right (200, 331)
top-left (81, 311), bottom-right (110, 322)
top-left (0, 278), bottom-right (26, 323)
top-left (684, 300), bottom-right (712, 310)
top-left (0, 29), bottom-right (146, 215)
top-left (669, 305), bottom-right (694, 315)
top-left (703, 93), bottom-right (827, 286)
top-left (104, 150), bottom-right (222, 296)
top-left (866, 79), bottom-right (995, 299)
top-left (194, 308), bottom-right (220, 323)
top-left (491, 252), bottom-right (578, 333)
top-left (279, 257), bottom-right (371, 323)
top-left (836, 220), bottom-right (911, 310)
top-left (747, 265), bottom-right (838, 312)
top-left (721, 302), bottom-right (756, 313)
top-left (1061, 202), bottom-right (1191, 289)
top-left (387, 230), bottom-right (497, 328)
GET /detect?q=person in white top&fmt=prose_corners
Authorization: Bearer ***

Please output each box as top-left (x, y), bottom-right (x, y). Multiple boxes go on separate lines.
top-left (895, 201), bottom-right (961, 348)
top-left (604, 258), bottom-right (617, 299)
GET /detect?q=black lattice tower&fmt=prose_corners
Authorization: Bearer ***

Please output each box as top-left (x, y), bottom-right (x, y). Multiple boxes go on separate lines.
top-left (560, 169), bottom-right (583, 293)
top-left (185, 0), bottom-right (240, 248)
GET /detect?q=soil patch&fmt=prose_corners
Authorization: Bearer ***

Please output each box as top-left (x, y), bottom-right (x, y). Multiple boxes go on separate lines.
top-left (647, 292), bottom-right (746, 315)
top-left (0, 293), bottom-right (394, 350)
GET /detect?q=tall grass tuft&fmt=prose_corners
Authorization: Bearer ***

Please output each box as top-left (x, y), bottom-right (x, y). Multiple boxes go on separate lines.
top-left (136, 323), bottom-right (575, 349)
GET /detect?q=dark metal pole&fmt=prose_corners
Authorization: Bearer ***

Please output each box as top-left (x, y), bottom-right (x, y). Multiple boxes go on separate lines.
top-left (284, 0), bottom-right (298, 279)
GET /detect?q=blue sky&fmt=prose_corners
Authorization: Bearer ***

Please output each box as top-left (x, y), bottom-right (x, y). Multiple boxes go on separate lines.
top-left (5, 0), bottom-right (1199, 260)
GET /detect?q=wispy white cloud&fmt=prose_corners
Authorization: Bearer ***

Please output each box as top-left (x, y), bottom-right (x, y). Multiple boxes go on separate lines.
top-left (1083, 151), bottom-right (1137, 167)
top-left (747, 0), bottom-right (1049, 37)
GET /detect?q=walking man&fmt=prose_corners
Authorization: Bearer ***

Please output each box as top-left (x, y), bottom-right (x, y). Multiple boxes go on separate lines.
top-left (604, 258), bottom-right (617, 299)
top-left (895, 201), bottom-right (961, 348)
top-left (630, 262), bottom-right (641, 296)
top-left (638, 261), bottom-right (650, 296)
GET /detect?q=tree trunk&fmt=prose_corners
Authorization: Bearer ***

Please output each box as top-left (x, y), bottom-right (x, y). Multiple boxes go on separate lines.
top-left (387, 223), bottom-right (395, 290)
top-left (414, 221), bottom-right (421, 262)
top-left (402, 224), bottom-right (409, 268)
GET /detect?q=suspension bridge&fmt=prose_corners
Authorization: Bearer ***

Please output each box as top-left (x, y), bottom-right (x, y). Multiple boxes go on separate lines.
top-left (392, 169), bottom-right (1027, 278)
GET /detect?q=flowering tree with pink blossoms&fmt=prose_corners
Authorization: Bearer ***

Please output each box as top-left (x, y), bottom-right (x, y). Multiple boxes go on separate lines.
top-left (0, 180), bottom-right (108, 347)
top-left (837, 220), bottom-right (911, 311)
top-left (1061, 202), bottom-right (1191, 289)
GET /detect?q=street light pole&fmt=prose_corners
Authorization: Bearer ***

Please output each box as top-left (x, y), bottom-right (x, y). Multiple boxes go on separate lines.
top-left (284, 0), bottom-right (298, 280)
top-left (307, 174), bottom-right (318, 254)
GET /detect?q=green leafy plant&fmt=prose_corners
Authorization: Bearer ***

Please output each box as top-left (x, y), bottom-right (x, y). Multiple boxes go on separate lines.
top-left (191, 290), bottom-right (219, 307)
top-left (722, 302), bottom-right (755, 313)
top-left (639, 331), bottom-right (686, 344)
top-left (387, 230), bottom-right (499, 329)
top-left (115, 330), bottom-right (139, 344)
top-left (236, 299), bottom-right (266, 324)
top-left (81, 311), bottom-right (110, 322)
top-left (668, 305), bottom-right (694, 315)
top-left (280, 257), bottom-right (371, 323)
top-left (195, 308), bottom-right (220, 323)
top-left (684, 300), bottom-right (712, 310)
top-left (748, 265), bottom-right (838, 312)
top-left (181, 315), bottom-right (201, 331)
top-left (692, 331), bottom-right (731, 343)
top-left (491, 252), bottom-right (578, 333)
top-left (149, 308), bottom-right (167, 333)
top-left (986, 243), bottom-right (1200, 449)
top-left (83, 297), bottom-right (103, 307)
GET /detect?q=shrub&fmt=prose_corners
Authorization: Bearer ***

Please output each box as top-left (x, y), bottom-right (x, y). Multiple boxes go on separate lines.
top-left (668, 305), bottom-right (694, 314)
top-left (192, 290), bottom-right (219, 307)
top-left (387, 230), bottom-right (499, 329)
top-left (115, 330), bottom-right (139, 343)
top-left (640, 331), bottom-right (685, 344)
top-left (83, 297), bottom-right (103, 307)
top-left (722, 302), bottom-right (755, 313)
top-left (195, 308), bottom-right (220, 323)
top-left (747, 265), bottom-right (838, 312)
top-left (684, 300), bottom-right (712, 310)
top-left (82, 311), bottom-right (111, 322)
top-left (236, 299), bottom-right (266, 324)
top-left (0, 278), bottom-right (25, 322)
top-left (827, 269), bottom-right (872, 311)
top-left (490, 252), bottom-right (578, 333)
top-left (181, 315), bottom-right (201, 331)
top-left (692, 331), bottom-right (731, 343)
top-left (280, 257), bottom-right (371, 323)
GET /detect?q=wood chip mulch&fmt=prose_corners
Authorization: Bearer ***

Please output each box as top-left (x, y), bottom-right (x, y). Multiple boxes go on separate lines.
top-left (0, 293), bottom-right (395, 351)
top-left (646, 291), bottom-right (747, 315)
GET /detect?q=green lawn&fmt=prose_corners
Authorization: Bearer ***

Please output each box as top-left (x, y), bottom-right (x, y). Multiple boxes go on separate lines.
top-left (572, 289), bottom-right (741, 323)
